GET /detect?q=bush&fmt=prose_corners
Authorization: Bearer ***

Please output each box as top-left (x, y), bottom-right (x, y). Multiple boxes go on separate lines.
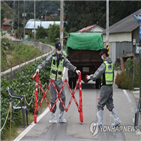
top-left (115, 60), bottom-right (139, 90)
top-left (36, 26), bottom-right (48, 39)
top-left (115, 72), bottom-right (134, 90)
top-left (47, 24), bottom-right (60, 42)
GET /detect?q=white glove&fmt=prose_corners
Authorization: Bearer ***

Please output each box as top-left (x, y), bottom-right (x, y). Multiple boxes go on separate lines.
top-left (76, 70), bottom-right (81, 74)
top-left (36, 69), bottom-right (39, 73)
top-left (86, 75), bottom-right (90, 80)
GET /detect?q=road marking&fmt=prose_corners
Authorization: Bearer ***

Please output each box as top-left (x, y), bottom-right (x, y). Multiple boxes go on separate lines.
top-left (123, 90), bottom-right (131, 103)
top-left (133, 118), bottom-right (135, 123)
top-left (13, 107), bottom-right (50, 141)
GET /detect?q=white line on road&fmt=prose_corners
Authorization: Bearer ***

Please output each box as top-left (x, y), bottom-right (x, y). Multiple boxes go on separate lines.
top-left (123, 90), bottom-right (131, 103)
top-left (13, 107), bottom-right (50, 141)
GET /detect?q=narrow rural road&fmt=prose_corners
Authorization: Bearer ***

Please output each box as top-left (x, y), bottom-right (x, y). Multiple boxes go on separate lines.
top-left (14, 70), bottom-right (141, 141)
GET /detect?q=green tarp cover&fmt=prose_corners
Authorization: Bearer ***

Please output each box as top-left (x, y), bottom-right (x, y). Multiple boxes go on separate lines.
top-left (66, 32), bottom-right (104, 56)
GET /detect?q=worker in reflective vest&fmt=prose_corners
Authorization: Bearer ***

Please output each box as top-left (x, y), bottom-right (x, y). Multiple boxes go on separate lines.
top-left (36, 42), bottom-right (80, 123)
top-left (86, 48), bottom-right (121, 127)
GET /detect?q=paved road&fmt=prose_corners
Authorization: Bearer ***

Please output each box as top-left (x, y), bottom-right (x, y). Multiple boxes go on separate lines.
top-left (16, 70), bottom-right (141, 141)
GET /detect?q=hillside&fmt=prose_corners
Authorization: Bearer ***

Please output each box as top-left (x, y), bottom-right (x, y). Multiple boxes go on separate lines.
top-left (1, 1), bottom-right (13, 19)
top-left (4, 1), bottom-right (60, 20)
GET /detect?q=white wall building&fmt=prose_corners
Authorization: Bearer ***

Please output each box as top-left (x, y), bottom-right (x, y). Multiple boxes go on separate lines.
top-left (103, 9), bottom-right (141, 63)
top-left (25, 19), bottom-right (60, 30)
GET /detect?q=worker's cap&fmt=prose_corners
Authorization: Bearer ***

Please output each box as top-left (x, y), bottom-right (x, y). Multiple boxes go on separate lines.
top-left (99, 48), bottom-right (108, 56)
top-left (55, 42), bottom-right (62, 50)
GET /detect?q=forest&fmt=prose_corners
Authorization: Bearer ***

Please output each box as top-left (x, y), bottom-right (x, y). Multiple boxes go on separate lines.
top-left (1, 1), bottom-right (141, 32)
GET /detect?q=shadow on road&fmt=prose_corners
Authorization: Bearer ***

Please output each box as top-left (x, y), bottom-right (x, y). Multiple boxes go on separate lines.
top-left (82, 83), bottom-right (95, 89)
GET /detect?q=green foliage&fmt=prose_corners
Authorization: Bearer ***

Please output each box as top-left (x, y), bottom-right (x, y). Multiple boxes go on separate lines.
top-left (1, 1), bottom-right (12, 19)
top-left (25, 30), bottom-right (32, 39)
top-left (47, 24), bottom-right (60, 42)
top-left (1, 57), bottom-right (50, 139)
top-left (125, 58), bottom-right (133, 76)
top-left (36, 26), bottom-right (48, 39)
top-left (64, 1), bottom-right (141, 32)
top-left (1, 38), bottom-right (10, 71)
top-left (115, 59), bottom-right (139, 90)
top-left (1, 38), bottom-right (43, 72)
top-left (10, 44), bottom-right (42, 63)
top-left (16, 27), bottom-right (24, 38)
top-left (115, 72), bottom-right (134, 90)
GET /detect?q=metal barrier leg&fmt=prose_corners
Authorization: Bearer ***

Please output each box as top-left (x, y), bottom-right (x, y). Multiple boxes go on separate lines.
top-left (26, 109), bottom-right (28, 126)
top-left (134, 111), bottom-right (139, 130)
top-left (134, 98), bottom-right (141, 130)
top-left (79, 73), bottom-right (83, 122)
top-left (22, 109), bottom-right (25, 127)
top-left (34, 73), bottom-right (39, 123)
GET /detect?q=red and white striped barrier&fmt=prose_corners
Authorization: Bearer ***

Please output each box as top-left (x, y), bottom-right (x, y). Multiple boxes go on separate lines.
top-left (32, 72), bottom-right (83, 123)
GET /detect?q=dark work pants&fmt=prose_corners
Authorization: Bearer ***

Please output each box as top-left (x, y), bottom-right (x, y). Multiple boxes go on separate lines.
top-left (97, 85), bottom-right (114, 111)
top-left (49, 80), bottom-right (66, 113)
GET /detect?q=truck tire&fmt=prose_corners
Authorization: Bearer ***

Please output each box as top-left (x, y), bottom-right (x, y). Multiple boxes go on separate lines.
top-left (69, 77), bottom-right (77, 89)
top-left (96, 79), bottom-right (101, 89)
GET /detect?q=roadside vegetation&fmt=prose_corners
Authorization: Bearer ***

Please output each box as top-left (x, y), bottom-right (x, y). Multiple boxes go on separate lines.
top-left (1, 38), bottom-right (43, 72)
top-left (115, 58), bottom-right (139, 90)
top-left (1, 57), bottom-right (50, 140)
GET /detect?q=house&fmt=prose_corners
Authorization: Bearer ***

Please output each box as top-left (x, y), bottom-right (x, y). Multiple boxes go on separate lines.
top-left (25, 19), bottom-right (60, 30)
top-left (103, 9), bottom-right (141, 63)
top-left (1, 18), bottom-right (12, 31)
top-left (78, 25), bottom-right (104, 33)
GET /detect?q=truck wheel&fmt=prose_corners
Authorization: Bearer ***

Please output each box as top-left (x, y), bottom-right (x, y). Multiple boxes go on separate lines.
top-left (96, 79), bottom-right (101, 89)
top-left (69, 77), bottom-right (77, 89)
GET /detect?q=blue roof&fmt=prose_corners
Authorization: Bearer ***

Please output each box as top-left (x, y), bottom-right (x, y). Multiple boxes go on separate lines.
top-left (25, 19), bottom-right (60, 29)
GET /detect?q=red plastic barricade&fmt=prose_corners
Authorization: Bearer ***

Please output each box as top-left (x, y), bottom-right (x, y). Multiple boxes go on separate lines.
top-left (32, 72), bottom-right (83, 123)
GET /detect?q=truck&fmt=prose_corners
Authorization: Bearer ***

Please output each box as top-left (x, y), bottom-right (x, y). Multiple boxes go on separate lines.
top-left (65, 32), bottom-right (104, 89)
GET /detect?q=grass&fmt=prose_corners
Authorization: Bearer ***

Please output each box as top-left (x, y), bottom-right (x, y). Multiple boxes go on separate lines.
top-left (1, 38), bottom-right (43, 72)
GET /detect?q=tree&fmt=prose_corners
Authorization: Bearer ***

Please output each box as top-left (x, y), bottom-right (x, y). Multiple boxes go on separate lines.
top-left (36, 26), bottom-right (48, 39)
top-left (64, 1), bottom-right (141, 33)
top-left (64, 1), bottom-right (106, 32)
top-left (1, 8), bottom-right (5, 26)
top-left (47, 24), bottom-right (60, 42)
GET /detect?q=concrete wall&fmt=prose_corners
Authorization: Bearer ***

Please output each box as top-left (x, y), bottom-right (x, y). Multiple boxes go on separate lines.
top-left (104, 42), bottom-right (132, 64)
top-left (103, 32), bottom-right (132, 42)
top-left (10, 40), bottom-right (53, 54)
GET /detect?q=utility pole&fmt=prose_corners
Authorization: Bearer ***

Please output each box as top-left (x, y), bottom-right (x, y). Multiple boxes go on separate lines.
top-left (12, 0), bottom-right (15, 36)
top-left (18, 0), bottom-right (19, 38)
top-left (34, 0), bottom-right (36, 41)
top-left (134, 15), bottom-right (141, 99)
top-left (24, 0), bottom-right (25, 39)
top-left (106, 0), bottom-right (109, 47)
top-left (60, 0), bottom-right (64, 49)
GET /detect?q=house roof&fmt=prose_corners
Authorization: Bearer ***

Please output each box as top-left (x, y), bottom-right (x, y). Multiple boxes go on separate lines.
top-left (25, 19), bottom-right (60, 29)
top-left (78, 25), bottom-right (104, 32)
top-left (2, 21), bottom-right (11, 26)
top-left (103, 9), bottom-right (141, 34)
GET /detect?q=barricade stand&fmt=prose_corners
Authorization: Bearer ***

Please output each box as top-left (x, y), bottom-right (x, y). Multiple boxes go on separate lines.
top-left (32, 72), bottom-right (83, 123)
top-left (134, 98), bottom-right (141, 130)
